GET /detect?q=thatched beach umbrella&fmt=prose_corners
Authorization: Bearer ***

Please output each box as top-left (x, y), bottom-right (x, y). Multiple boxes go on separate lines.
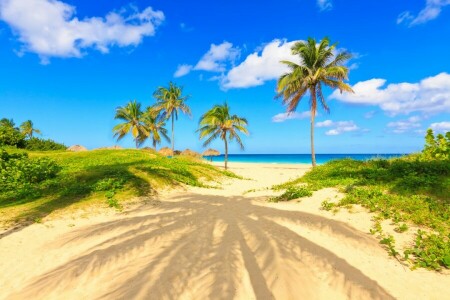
top-left (158, 147), bottom-right (174, 156)
top-left (67, 145), bottom-right (88, 152)
top-left (202, 148), bottom-right (220, 161)
top-left (181, 149), bottom-right (202, 159)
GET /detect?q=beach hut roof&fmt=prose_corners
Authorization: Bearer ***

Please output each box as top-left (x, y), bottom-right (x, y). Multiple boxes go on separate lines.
top-left (158, 147), bottom-right (174, 156)
top-left (202, 149), bottom-right (220, 156)
top-left (181, 149), bottom-right (202, 158)
top-left (67, 145), bottom-right (88, 152)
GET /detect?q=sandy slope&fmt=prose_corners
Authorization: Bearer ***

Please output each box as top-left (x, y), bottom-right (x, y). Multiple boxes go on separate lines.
top-left (0, 162), bottom-right (449, 299)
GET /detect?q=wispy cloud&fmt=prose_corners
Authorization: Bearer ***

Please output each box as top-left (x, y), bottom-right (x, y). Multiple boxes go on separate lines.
top-left (272, 111), bottom-right (314, 123)
top-left (174, 64), bottom-right (193, 78)
top-left (387, 116), bottom-right (422, 134)
top-left (430, 121), bottom-right (450, 132)
top-left (174, 41), bottom-right (240, 77)
top-left (330, 72), bottom-right (450, 116)
top-left (0, 0), bottom-right (164, 63)
top-left (397, 0), bottom-right (450, 26)
top-left (317, 0), bottom-right (333, 11)
top-left (316, 120), bottom-right (360, 136)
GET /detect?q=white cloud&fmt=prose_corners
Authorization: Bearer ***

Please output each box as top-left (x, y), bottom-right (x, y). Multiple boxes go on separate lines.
top-left (0, 0), bottom-right (164, 62)
top-left (272, 111), bottom-right (314, 123)
top-left (430, 121), bottom-right (450, 132)
top-left (364, 110), bottom-right (377, 119)
top-left (174, 64), bottom-right (193, 78)
top-left (193, 42), bottom-right (240, 72)
top-left (397, 0), bottom-right (450, 26)
top-left (330, 72), bottom-right (450, 116)
top-left (316, 120), bottom-right (359, 136)
top-left (317, 0), bottom-right (332, 11)
top-left (221, 39), bottom-right (300, 89)
top-left (387, 116), bottom-right (422, 134)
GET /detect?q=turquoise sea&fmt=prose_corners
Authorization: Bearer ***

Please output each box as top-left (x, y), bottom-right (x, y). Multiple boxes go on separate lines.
top-left (210, 154), bottom-right (405, 164)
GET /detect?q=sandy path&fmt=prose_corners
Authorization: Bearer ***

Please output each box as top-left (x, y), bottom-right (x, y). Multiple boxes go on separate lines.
top-left (0, 163), bottom-right (449, 299)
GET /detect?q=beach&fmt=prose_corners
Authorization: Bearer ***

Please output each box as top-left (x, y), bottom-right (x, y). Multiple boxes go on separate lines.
top-left (0, 162), bottom-right (449, 299)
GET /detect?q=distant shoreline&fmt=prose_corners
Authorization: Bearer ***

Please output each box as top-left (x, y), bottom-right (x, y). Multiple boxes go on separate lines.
top-left (209, 153), bottom-right (406, 164)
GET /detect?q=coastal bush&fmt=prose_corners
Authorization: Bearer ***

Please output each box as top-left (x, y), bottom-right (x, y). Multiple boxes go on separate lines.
top-left (0, 149), bottom-right (61, 193)
top-left (272, 130), bottom-right (450, 270)
top-left (270, 186), bottom-right (312, 202)
top-left (0, 125), bottom-right (26, 147)
top-left (25, 137), bottom-right (67, 151)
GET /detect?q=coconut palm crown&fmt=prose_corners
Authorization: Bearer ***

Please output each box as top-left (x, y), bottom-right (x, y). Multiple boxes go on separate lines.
top-left (113, 100), bottom-right (148, 148)
top-left (152, 82), bottom-right (191, 152)
top-left (138, 108), bottom-right (170, 149)
top-left (276, 37), bottom-right (354, 167)
top-left (197, 103), bottom-right (249, 170)
top-left (20, 120), bottom-right (41, 138)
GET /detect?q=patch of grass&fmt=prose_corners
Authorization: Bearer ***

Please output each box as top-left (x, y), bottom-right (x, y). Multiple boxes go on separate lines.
top-left (269, 186), bottom-right (312, 203)
top-left (273, 155), bottom-right (450, 270)
top-left (0, 149), bottom-right (237, 228)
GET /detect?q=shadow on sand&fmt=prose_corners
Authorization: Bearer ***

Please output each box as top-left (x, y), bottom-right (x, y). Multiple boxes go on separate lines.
top-left (8, 193), bottom-right (394, 299)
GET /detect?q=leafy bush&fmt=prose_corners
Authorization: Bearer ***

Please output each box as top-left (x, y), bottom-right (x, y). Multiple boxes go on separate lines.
top-left (25, 137), bottom-right (67, 151)
top-left (270, 186), bottom-right (312, 202)
top-left (422, 129), bottom-right (450, 160)
top-left (0, 125), bottom-right (25, 147)
top-left (0, 150), bottom-right (61, 192)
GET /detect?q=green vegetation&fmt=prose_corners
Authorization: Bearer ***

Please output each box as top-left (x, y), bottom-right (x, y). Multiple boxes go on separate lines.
top-left (273, 129), bottom-right (450, 270)
top-left (152, 82), bottom-right (191, 152)
top-left (198, 103), bottom-right (249, 170)
top-left (269, 186), bottom-right (312, 202)
top-left (276, 37), bottom-right (353, 167)
top-left (0, 149), bottom-right (236, 228)
top-left (24, 137), bottom-right (67, 151)
top-left (1, 118), bottom-right (66, 151)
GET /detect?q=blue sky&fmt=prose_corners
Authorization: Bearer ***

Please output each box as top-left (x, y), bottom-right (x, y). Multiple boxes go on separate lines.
top-left (1, 0), bottom-right (449, 154)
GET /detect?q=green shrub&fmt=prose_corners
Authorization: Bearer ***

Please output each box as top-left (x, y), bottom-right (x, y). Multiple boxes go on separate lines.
top-left (0, 126), bottom-right (25, 147)
top-left (25, 137), bottom-right (67, 151)
top-left (0, 150), bottom-right (61, 192)
top-left (270, 186), bottom-right (312, 202)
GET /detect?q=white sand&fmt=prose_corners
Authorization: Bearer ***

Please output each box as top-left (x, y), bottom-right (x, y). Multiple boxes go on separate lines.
top-left (0, 162), bottom-right (449, 299)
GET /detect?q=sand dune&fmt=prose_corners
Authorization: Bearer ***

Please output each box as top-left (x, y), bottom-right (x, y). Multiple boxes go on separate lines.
top-left (0, 163), bottom-right (448, 299)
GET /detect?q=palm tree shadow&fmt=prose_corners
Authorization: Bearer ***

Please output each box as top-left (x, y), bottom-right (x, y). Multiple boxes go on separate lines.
top-left (9, 193), bottom-right (394, 299)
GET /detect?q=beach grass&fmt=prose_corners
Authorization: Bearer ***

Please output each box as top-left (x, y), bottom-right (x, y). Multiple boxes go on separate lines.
top-left (0, 148), bottom-right (237, 228)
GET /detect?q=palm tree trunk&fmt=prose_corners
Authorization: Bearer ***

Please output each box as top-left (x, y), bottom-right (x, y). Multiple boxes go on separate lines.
top-left (171, 114), bottom-right (175, 153)
top-left (310, 90), bottom-right (317, 167)
top-left (135, 139), bottom-right (139, 149)
top-left (224, 138), bottom-right (228, 170)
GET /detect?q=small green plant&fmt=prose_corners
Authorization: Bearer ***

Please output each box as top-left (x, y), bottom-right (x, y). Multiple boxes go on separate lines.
top-left (404, 230), bottom-right (450, 270)
top-left (320, 200), bottom-right (335, 211)
top-left (269, 186), bottom-right (312, 202)
top-left (380, 234), bottom-right (399, 257)
top-left (394, 223), bottom-right (409, 233)
top-left (105, 191), bottom-right (122, 210)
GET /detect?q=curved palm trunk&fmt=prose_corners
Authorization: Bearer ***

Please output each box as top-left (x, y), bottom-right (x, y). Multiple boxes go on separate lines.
top-left (135, 139), bottom-right (139, 149)
top-left (171, 114), bottom-right (175, 153)
top-left (224, 138), bottom-right (228, 170)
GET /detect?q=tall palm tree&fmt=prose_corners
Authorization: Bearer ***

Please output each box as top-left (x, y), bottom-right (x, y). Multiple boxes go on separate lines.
top-left (113, 100), bottom-right (148, 148)
top-left (198, 103), bottom-right (249, 170)
top-left (276, 37), bottom-right (353, 167)
top-left (20, 120), bottom-right (41, 138)
top-left (152, 82), bottom-right (191, 152)
top-left (138, 108), bottom-right (170, 149)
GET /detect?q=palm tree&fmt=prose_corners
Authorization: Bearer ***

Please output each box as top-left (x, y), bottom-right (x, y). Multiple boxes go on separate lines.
top-left (0, 118), bottom-right (15, 128)
top-left (20, 120), bottom-right (41, 138)
top-left (198, 103), bottom-right (249, 170)
top-left (138, 108), bottom-right (170, 149)
top-left (276, 37), bottom-right (353, 167)
top-left (152, 82), bottom-right (191, 152)
top-left (113, 100), bottom-right (148, 148)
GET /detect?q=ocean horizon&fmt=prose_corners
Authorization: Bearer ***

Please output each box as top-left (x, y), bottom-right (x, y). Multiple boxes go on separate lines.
top-left (209, 154), bottom-right (406, 164)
